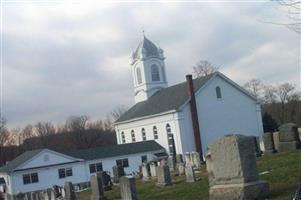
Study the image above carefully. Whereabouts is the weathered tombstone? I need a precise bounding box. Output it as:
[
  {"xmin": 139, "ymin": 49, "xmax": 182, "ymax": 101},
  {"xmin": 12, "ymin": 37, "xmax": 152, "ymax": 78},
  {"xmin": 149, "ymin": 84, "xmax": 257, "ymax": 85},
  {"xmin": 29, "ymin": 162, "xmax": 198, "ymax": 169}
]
[
  {"xmin": 156, "ymin": 165, "xmax": 172, "ymax": 186},
  {"xmin": 112, "ymin": 165, "xmax": 125, "ymax": 183},
  {"xmin": 278, "ymin": 123, "xmax": 301, "ymax": 152},
  {"xmin": 185, "ymin": 152, "xmax": 192, "ymax": 166},
  {"xmin": 141, "ymin": 163, "xmax": 150, "ymax": 181},
  {"xmin": 168, "ymin": 156, "xmax": 176, "ymax": 171},
  {"xmin": 190, "ymin": 151, "xmax": 201, "ymax": 168},
  {"xmin": 208, "ymin": 134, "xmax": 269, "ymax": 200},
  {"xmin": 50, "ymin": 189, "xmax": 56, "ymax": 200},
  {"xmin": 205, "ymin": 151, "xmax": 214, "ymax": 186},
  {"xmin": 176, "ymin": 154, "xmax": 183, "ymax": 164},
  {"xmin": 149, "ymin": 162, "xmax": 157, "ymax": 178},
  {"xmin": 273, "ymin": 131, "xmax": 280, "ymax": 151},
  {"xmin": 64, "ymin": 181, "xmax": 77, "ymax": 200},
  {"xmin": 119, "ymin": 176, "xmax": 137, "ymax": 200},
  {"xmin": 178, "ymin": 162, "xmax": 185, "ymax": 176},
  {"xmin": 185, "ymin": 165, "xmax": 196, "ymax": 182},
  {"xmin": 264, "ymin": 132, "xmax": 276, "ymax": 154},
  {"xmin": 90, "ymin": 174, "xmax": 105, "ymax": 200},
  {"xmin": 30, "ymin": 192, "xmax": 36, "ymax": 200}
]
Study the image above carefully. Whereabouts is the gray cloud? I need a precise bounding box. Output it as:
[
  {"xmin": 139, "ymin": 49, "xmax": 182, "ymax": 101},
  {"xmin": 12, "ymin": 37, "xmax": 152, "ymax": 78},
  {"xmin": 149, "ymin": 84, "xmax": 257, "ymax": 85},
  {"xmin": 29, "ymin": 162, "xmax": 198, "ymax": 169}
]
[{"xmin": 2, "ymin": 2, "xmax": 300, "ymax": 128}]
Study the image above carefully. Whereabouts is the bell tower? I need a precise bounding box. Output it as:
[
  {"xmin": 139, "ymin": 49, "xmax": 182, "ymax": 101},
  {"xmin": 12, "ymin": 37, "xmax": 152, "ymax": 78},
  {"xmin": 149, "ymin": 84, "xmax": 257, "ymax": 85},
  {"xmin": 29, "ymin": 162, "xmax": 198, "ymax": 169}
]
[{"xmin": 131, "ymin": 36, "xmax": 168, "ymax": 104}]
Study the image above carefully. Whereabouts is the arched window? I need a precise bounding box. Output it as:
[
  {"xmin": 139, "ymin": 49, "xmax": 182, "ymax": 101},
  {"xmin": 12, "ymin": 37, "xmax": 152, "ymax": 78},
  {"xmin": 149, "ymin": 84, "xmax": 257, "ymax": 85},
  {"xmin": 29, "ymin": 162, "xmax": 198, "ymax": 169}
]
[
  {"xmin": 121, "ymin": 132, "xmax": 126, "ymax": 144},
  {"xmin": 151, "ymin": 64, "xmax": 160, "ymax": 81},
  {"xmin": 141, "ymin": 128, "xmax": 146, "ymax": 141},
  {"xmin": 136, "ymin": 68, "xmax": 142, "ymax": 84},
  {"xmin": 131, "ymin": 130, "xmax": 136, "ymax": 142},
  {"xmin": 153, "ymin": 126, "xmax": 158, "ymax": 139},
  {"xmin": 166, "ymin": 124, "xmax": 175, "ymax": 155},
  {"xmin": 216, "ymin": 86, "xmax": 222, "ymax": 99}
]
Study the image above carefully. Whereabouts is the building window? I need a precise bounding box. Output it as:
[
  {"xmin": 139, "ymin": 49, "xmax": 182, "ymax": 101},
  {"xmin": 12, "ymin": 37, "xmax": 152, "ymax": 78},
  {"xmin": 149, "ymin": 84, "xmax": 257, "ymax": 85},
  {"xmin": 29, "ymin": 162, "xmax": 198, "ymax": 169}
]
[
  {"xmin": 121, "ymin": 131, "xmax": 126, "ymax": 144},
  {"xmin": 58, "ymin": 168, "xmax": 73, "ymax": 179},
  {"xmin": 151, "ymin": 64, "xmax": 160, "ymax": 81},
  {"xmin": 89, "ymin": 162, "xmax": 103, "ymax": 174},
  {"xmin": 131, "ymin": 130, "xmax": 136, "ymax": 142},
  {"xmin": 141, "ymin": 155, "xmax": 147, "ymax": 163},
  {"xmin": 141, "ymin": 128, "xmax": 146, "ymax": 141},
  {"xmin": 23, "ymin": 173, "xmax": 39, "ymax": 185},
  {"xmin": 153, "ymin": 126, "xmax": 158, "ymax": 139},
  {"xmin": 216, "ymin": 86, "xmax": 222, "ymax": 99},
  {"xmin": 116, "ymin": 158, "xmax": 129, "ymax": 168},
  {"xmin": 136, "ymin": 68, "xmax": 142, "ymax": 84},
  {"xmin": 166, "ymin": 124, "xmax": 171, "ymax": 134}
]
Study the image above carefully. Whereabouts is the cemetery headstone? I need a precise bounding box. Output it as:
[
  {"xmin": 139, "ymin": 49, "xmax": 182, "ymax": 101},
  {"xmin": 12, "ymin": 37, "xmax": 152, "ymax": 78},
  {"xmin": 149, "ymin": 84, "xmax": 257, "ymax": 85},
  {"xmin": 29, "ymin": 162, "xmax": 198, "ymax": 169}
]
[
  {"xmin": 119, "ymin": 176, "xmax": 137, "ymax": 200},
  {"xmin": 190, "ymin": 151, "xmax": 201, "ymax": 168},
  {"xmin": 263, "ymin": 132, "xmax": 276, "ymax": 154},
  {"xmin": 90, "ymin": 174, "xmax": 105, "ymax": 200},
  {"xmin": 208, "ymin": 134, "xmax": 269, "ymax": 200},
  {"xmin": 185, "ymin": 152, "xmax": 192, "ymax": 166},
  {"xmin": 156, "ymin": 165, "xmax": 172, "ymax": 186},
  {"xmin": 112, "ymin": 165, "xmax": 125, "ymax": 183},
  {"xmin": 64, "ymin": 181, "xmax": 77, "ymax": 200},
  {"xmin": 149, "ymin": 162, "xmax": 157, "ymax": 178},
  {"xmin": 278, "ymin": 123, "xmax": 301, "ymax": 152},
  {"xmin": 185, "ymin": 165, "xmax": 196, "ymax": 183},
  {"xmin": 142, "ymin": 163, "xmax": 151, "ymax": 181},
  {"xmin": 97, "ymin": 171, "xmax": 112, "ymax": 191},
  {"xmin": 273, "ymin": 131, "xmax": 280, "ymax": 151},
  {"xmin": 178, "ymin": 163, "xmax": 185, "ymax": 176}
]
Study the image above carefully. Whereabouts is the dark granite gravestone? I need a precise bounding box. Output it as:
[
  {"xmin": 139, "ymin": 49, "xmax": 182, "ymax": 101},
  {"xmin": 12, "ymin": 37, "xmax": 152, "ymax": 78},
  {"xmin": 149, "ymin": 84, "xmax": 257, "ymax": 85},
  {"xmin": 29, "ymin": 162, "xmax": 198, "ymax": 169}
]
[
  {"xmin": 208, "ymin": 134, "xmax": 269, "ymax": 200},
  {"xmin": 90, "ymin": 174, "xmax": 105, "ymax": 200},
  {"xmin": 157, "ymin": 165, "xmax": 172, "ymax": 186},
  {"xmin": 278, "ymin": 123, "xmax": 301, "ymax": 152},
  {"xmin": 119, "ymin": 176, "xmax": 137, "ymax": 200}
]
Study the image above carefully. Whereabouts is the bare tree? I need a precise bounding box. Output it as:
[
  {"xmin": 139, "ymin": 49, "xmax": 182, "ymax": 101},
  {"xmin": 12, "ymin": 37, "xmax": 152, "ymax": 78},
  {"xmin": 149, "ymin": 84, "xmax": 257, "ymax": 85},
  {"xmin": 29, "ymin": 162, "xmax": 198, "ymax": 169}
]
[
  {"xmin": 243, "ymin": 79, "xmax": 263, "ymax": 99},
  {"xmin": 110, "ymin": 105, "xmax": 128, "ymax": 121},
  {"xmin": 35, "ymin": 122, "xmax": 56, "ymax": 147},
  {"xmin": 193, "ymin": 60, "xmax": 219, "ymax": 77},
  {"xmin": 263, "ymin": 85, "xmax": 278, "ymax": 104},
  {"xmin": 275, "ymin": 83, "xmax": 300, "ymax": 123}
]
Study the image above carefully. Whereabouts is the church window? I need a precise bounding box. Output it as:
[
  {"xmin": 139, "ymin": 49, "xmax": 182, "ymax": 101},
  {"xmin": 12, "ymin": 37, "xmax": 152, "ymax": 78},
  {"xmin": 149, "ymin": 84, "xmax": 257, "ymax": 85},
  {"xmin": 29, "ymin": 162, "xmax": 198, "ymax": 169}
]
[
  {"xmin": 136, "ymin": 68, "xmax": 142, "ymax": 84},
  {"xmin": 153, "ymin": 126, "xmax": 158, "ymax": 139},
  {"xmin": 216, "ymin": 86, "xmax": 222, "ymax": 99},
  {"xmin": 131, "ymin": 130, "xmax": 136, "ymax": 142},
  {"xmin": 151, "ymin": 64, "xmax": 160, "ymax": 81},
  {"xmin": 121, "ymin": 132, "xmax": 126, "ymax": 144},
  {"xmin": 142, "ymin": 128, "xmax": 147, "ymax": 141},
  {"xmin": 166, "ymin": 124, "xmax": 176, "ymax": 155}
]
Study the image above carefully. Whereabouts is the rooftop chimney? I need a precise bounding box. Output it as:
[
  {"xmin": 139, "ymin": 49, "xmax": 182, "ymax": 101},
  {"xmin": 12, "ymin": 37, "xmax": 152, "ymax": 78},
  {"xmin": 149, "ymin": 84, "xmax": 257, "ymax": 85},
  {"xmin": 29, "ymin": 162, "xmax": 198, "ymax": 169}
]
[{"xmin": 186, "ymin": 74, "xmax": 203, "ymax": 161}]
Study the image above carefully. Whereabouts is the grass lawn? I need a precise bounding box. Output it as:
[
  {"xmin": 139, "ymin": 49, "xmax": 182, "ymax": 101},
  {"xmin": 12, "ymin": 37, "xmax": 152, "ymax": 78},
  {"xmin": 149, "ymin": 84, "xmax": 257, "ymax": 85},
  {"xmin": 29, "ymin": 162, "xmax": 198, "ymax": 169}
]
[{"xmin": 77, "ymin": 150, "xmax": 301, "ymax": 200}]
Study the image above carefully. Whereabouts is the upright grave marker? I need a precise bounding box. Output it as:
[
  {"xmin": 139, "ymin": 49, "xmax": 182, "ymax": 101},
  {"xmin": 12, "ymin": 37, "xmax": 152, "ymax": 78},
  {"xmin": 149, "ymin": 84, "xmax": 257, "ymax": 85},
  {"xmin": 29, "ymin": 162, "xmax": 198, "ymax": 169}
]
[
  {"xmin": 90, "ymin": 173, "xmax": 105, "ymax": 200},
  {"xmin": 112, "ymin": 165, "xmax": 125, "ymax": 183},
  {"xmin": 263, "ymin": 132, "xmax": 276, "ymax": 154},
  {"xmin": 278, "ymin": 123, "xmax": 301, "ymax": 152},
  {"xmin": 64, "ymin": 182, "xmax": 77, "ymax": 200},
  {"xmin": 157, "ymin": 165, "xmax": 172, "ymax": 186},
  {"xmin": 207, "ymin": 135, "xmax": 269, "ymax": 200},
  {"xmin": 119, "ymin": 176, "xmax": 137, "ymax": 200}
]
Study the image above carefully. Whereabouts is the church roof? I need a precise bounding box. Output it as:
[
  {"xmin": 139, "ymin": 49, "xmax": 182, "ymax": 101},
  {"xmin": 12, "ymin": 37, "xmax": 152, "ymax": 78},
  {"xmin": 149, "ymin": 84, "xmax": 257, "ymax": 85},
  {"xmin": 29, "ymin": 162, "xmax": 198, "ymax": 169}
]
[
  {"xmin": 115, "ymin": 73, "xmax": 215, "ymax": 123},
  {"xmin": 132, "ymin": 36, "xmax": 161, "ymax": 60}
]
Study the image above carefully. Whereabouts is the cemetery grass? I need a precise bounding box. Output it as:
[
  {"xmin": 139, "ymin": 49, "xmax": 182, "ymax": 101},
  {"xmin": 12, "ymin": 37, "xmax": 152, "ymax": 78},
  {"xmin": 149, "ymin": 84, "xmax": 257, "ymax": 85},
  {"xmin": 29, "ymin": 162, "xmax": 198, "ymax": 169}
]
[{"xmin": 77, "ymin": 150, "xmax": 301, "ymax": 199}]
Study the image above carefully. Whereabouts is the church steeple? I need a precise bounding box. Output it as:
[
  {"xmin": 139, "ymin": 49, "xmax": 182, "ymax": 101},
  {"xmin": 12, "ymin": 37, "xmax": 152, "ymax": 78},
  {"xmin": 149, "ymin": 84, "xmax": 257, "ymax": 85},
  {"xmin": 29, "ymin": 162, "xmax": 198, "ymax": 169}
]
[{"xmin": 131, "ymin": 36, "xmax": 168, "ymax": 104}]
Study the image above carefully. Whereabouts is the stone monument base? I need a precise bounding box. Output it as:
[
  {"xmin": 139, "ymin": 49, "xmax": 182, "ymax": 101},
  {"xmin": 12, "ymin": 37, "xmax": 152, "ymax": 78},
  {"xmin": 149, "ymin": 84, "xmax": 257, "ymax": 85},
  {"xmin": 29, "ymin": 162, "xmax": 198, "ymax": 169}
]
[
  {"xmin": 264, "ymin": 149, "xmax": 276, "ymax": 155},
  {"xmin": 278, "ymin": 141, "xmax": 301, "ymax": 152},
  {"xmin": 209, "ymin": 181, "xmax": 269, "ymax": 200}
]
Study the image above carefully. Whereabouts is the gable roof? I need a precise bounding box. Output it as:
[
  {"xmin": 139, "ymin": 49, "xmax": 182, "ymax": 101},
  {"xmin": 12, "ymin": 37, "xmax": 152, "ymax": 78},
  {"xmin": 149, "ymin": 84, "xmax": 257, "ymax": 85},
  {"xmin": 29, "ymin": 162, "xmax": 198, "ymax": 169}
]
[
  {"xmin": 0, "ymin": 141, "xmax": 165, "ymax": 173},
  {"xmin": 0, "ymin": 149, "xmax": 43, "ymax": 173},
  {"xmin": 64, "ymin": 140, "xmax": 165, "ymax": 160},
  {"xmin": 115, "ymin": 73, "xmax": 215, "ymax": 124}
]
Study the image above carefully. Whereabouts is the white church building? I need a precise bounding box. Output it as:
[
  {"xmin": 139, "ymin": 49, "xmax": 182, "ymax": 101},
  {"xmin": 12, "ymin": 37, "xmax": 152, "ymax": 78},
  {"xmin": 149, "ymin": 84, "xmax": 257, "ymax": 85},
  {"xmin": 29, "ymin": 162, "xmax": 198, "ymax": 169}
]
[{"xmin": 114, "ymin": 36, "xmax": 264, "ymax": 159}]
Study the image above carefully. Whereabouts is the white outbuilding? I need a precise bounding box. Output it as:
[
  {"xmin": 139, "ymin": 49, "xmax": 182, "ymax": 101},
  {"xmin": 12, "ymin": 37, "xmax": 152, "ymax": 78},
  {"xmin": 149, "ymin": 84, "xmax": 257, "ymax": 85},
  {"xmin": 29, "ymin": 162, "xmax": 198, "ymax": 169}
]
[{"xmin": 114, "ymin": 36, "xmax": 264, "ymax": 160}]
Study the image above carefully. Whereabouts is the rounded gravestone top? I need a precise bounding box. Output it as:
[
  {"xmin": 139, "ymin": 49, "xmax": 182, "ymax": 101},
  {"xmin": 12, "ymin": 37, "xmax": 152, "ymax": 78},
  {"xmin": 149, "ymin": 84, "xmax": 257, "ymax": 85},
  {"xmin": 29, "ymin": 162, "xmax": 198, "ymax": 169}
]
[{"xmin": 279, "ymin": 123, "xmax": 299, "ymax": 142}]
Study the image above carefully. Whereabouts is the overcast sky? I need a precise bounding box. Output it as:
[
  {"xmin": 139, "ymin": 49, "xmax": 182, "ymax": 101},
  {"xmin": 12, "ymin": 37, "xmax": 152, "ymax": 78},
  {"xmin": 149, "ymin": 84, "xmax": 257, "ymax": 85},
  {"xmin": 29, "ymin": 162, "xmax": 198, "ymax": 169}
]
[{"xmin": 1, "ymin": 1, "xmax": 300, "ymax": 128}]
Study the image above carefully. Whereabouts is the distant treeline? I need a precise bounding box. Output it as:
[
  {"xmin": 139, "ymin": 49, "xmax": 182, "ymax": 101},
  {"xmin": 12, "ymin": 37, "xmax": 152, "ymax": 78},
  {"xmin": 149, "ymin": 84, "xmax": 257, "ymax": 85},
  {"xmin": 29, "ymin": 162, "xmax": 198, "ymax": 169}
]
[{"xmin": 0, "ymin": 115, "xmax": 119, "ymax": 166}]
